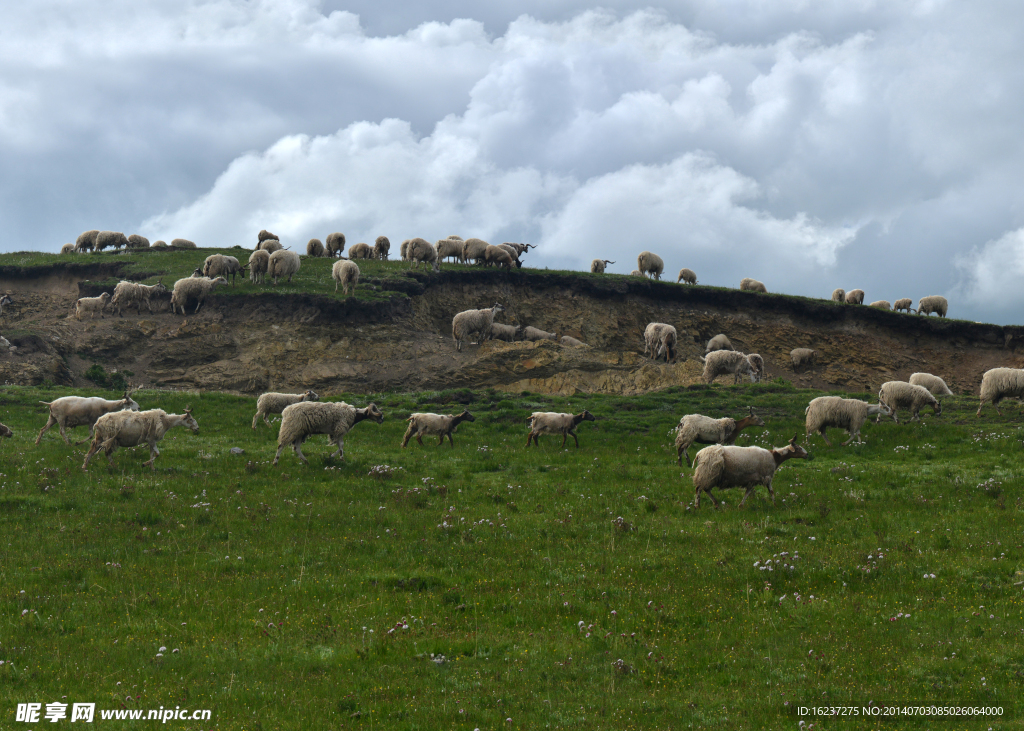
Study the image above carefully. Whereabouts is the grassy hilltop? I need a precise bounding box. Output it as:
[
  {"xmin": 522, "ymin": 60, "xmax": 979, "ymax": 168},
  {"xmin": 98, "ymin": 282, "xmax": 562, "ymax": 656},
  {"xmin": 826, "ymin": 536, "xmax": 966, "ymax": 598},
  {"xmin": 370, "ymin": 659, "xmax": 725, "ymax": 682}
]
[{"xmin": 0, "ymin": 382, "xmax": 1021, "ymax": 729}]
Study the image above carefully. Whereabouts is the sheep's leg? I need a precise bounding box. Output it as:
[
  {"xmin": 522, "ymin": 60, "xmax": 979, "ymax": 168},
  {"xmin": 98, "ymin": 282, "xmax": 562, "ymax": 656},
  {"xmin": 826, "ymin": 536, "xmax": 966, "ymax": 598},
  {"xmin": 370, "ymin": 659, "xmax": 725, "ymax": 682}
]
[
  {"xmin": 415, "ymin": 435, "xmax": 424, "ymax": 446},
  {"xmin": 263, "ymin": 413, "xmax": 273, "ymax": 428},
  {"xmin": 818, "ymin": 428, "xmax": 832, "ymax": 447},
  {"xmin": 292, "ymin": 441, "xmax": 309, "ymax": 464},
  {"xmin": 401, "ymin": 425, "xmax": 414, "ymax": 448},
  {"xmin": 57, "ymin": 423, "xmax": 72, "ymax": 446},
  {"xmin": 840, "ymin": 430, "xmax": 859, "ymax": 447},
  {"xmin": 329, "ymin": 437, "xmax": 345, "ymax": 461},
  {"xmin": 194, "ymin": 300, "xmax": 203, "ymax": 314},
  {"xmin": 251, "ymin": 411, "xmax": 261, "ymax": 430},
  {"xmin": 143, "ymin": 443, "xmax": 160, "ymax": 470},
  {"xmin": 81, "ymin": 439, "xmax": 102, "ymax": 470},
  {"xmin": 561, "ymin": 433, "xmax": 568, "ymax": 448},
  {"xmin": 976, "ymin": 399, "xmax": 986, "ymax": 417},
  {"xmin": 272, "ymin": 443, "xmax": 286, "ymax": 465},
  {"xmin": 36, "ymin": 416, "xmax": 58, "ymax": 445},
  {"xmin": 738, "ymin": 487, "xmax": 754, "ymax": 507},
  {"xmin": 570, "ymin": 430, "xmax": 580, "ymax": 448},
  {"xmin": 446, "ymin": 433, "xmax": 454, "ymax": 447}
]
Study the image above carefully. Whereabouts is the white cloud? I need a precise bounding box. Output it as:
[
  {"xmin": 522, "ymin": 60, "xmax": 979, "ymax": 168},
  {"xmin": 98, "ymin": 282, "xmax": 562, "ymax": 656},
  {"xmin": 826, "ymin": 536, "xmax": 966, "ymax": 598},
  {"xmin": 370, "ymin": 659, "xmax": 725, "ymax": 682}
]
[{"xmin": 953, "ymin": 228, "xmax": 1024, "ymax": 320}]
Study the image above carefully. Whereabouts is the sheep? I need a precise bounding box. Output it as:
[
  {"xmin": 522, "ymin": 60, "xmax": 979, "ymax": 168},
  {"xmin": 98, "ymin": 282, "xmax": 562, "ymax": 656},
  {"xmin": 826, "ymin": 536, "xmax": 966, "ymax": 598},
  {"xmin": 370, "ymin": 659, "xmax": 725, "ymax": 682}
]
[
  {"xmin": 700, "ymin": 350, "xmax": 763, "ymax": 384},
  {"xmin": 869, "ymin": 300, "xmax": 891, "ymax": 310},
  {"xmin": 374, "ymin": 236, "xmax": 391, "ymax": 260},
  {"xmin": 692, "ymin": 436, "xmax": 809, "ymax": 507},
  {"xmin": 804, "ymin": 396, "xmax": 891, "ymax": 446},
  {"xmin": 170, "ymin": 276, "xmax": 227, "ymax": 315},
  {"xmin": 348, "ymin": 242, "xmax": 374, "ymax": 260},
  {"xmin": 109, "ymin": 281, "xmax": 168, "ymax": 316},
  {"xmin": 75, "ymin": 292, "xmax": 111, "ymax": 320},
  {"xmin": 877, "ymin": 381, "xmax": 941, "ymax": 423},
  {"xmin": 94, "ymin": 231, "xmax": 128, "ymax": 251},
  {"xmin": 0, "ymin": 293, "xmax": 11, "ymax": 317},
  {"xmin": 406, "ymin": 238, "xmax": 439, "ymax": 271},
  {"xmin": 591, "ymin": 259, "xmax": 614, "ymax": 274},
  {"xmin": 488, "ymin": 322, "xmax": 521, "ymax": 342},
  {"xmin": 82, "ymin": 407, "xmax": 198, "ymax": 470},
  {"xmin": 677, "ymin": 268, "xmax": 697, "ymax": 284},
  {"xmin": 790, "ymin": 348, "xmax": 818, "ymax": 373},
  {"xmin": 976, "ymin": 367, "xmax": 1024, "ymax": 416},
  {"xmin": 325, "ymin": 232, "xmax": 346, "ymax": 257},
  {"xmin": 36, "ymin": 391, "xmax": 140, "ymax": 445},
  {"xmin": 402, "ymin": 409, "xmax": 475, "ymax": 447},
  {"xmin": 909, "ymin": 372, "xmax": 954, "ymax": 397},
  {"xmin": 917, "ymin": 295, "xmax": 948, "ymax": 317},
  {"xmin": 273, "ymin": 401, "xmax": 384, "ymax": 465},
  {"xmin": 831, "ymin": 288, "xmax": 845, "ymax": 302},
  {"xmin": 452, "ymin": 304, "xmax": 505, "ymax": 351},
  {"xmin": 151, "ymin": 240, "xmax": 167, "ymax": 248},
  {"xmin": 248, "ymin": 250, "xmax": 270, "ymax": 284},
  {"xmin": 400, "ymin": 239, "xmax": 410, "ymax": 261},
  {"xmin": 259, "ymin": 239, "xmax": 283, "ymax": 254},
  {"xmin": 258, "ymin": 230, "xmax": 279, "ymax": 244},
  {"xmin": 0, "ymin": 335, "xmax": 14, "ymax": 353},
  {"xmin": 75, "ymin": 230, "xmax": 99, "ymax": 253},
  {"xmin": 268, "ymin": 249, "xmax": 301, "ymax": 285},
  {"xmin": 170, "ymin": 238, "xmax": 196, "ymax": 249},
  {"xmin": 496, "ymin": 244, "xmax": 523, "ymax": 267},
  {"xmin": 674, "ymin": 406, "xmax": 765, "ymax": 467},
  {"xmin": 844, "ymin": 289, "xmax": 864, "ymax": 304},
  {"xmin": 332, "ymin": 260, "xmax": 359, "ymax": 295},
  {"xmin": 560, "ymin": 335, "xmax": 585, "ymax": 347},
  {"xmin": 483, "ymin": 244, "xmax": 515, "ymax": 269},
  {"xmin": 740, "ymin": 278, "xmax": 767, "ymax": 293},
  {"xmin": 893, "ymin": 298, "xmax": 914, "ymax": 313},
  {"xmin": 643, "ymin": 322, "xmax": 677, "ymax": 363},
  {"xmin": 462, "ymin": 238, "xmax": 490, "ymax": 265},
  {"xmin": 60, "ymin": 243, "xmax": 75, "ymax": 255},
  {"xmin": 190, "ymin": 268, "xmax": 204, "ymax": 278},
  {"xmin": 203, "ymin": 255, "xmax": 246, "ymax": 284},
  {"xmin": 705, "ymin": 334, "xmax": 732, "ymax": 354},
  {"xmin": 0, "ymin": 422, "xmax": 11, "ymax": 439},
  {"xmin": 629, "ymin": 270, "xmax": 643, "ymax": 276},
  {"xmin": 637, "ymin": 251, "xmax": 664, "ymax": 280},
  {"xmin": 251, "ymin": 390, "xmax": 320, "ymax": 429},
  {"xmin": 436, "ymin": 237, "xmax": 465, "ymax": 263},
  {"xmin": 526, "ymin": 410, "xmax": 596, "ymax": 448},
  {"xmin": 306, "ymin": 238, "xmax": 325, "ymax": 257},
  {"xmin": 523, "ymin": 326, "xmax": 557, "ymax": 341},
  {"xmin": 127, "ymin": 234, "xmax": 149, "ymax": 249}
]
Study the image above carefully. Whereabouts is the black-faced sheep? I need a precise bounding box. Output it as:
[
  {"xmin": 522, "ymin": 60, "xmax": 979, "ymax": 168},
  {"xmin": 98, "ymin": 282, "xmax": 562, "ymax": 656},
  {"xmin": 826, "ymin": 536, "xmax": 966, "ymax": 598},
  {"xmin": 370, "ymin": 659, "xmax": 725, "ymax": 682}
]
[
  {"xmin": 402, "ymin": 410, "xmax": 475, "ymax": 447},
  {"xmin": 591, "ymin": 259, "xmax": 614, "ymax": 274},
  {"xmin": 36, "ymin": 391, "xmax": 140, "ymax": 445},
  {"xmin": 844, "ymin": 289, "xmax": 864, "ymax": 304},
  {"xmin": 701, "ymin": 350, "xmax": 762, "ymax": 384},
  {"xmin": 917, "ymin": 295, "xmax": 948, "ymax": 317},
  {"xmin": 252, "ymin": 390, "xmax": 320, "ymax": 429},
  {"xmin": 877, "ymin": 381, "xmax": 941, "ymax": 423},
  {"xmin": 740, "ymin": 278, "xmax": 767, "ymax": 293},
  {"xmin": 677, "ymin": 268, "xmax": 697, "ymax": 284},
  {"xmin": 526, "ymin": 410, "xmax": 596, "ymax": 448},
  {"xmin": 637, "ymin": 251, "xmax": 664, "ymax": 280},
  {"xmin": 268, "ymin": 249, "xmax": 301, "ymax": 285},
  {"xmin": 908, "ymin": 373, "xmax": 954, "ymax": 397},
  {"xmin": 976, "ymin": 367, "xmax": 1024, "ymax": 416},
  {"xmin": 805, "ymin": 396, "xmax": 891, "ymax": 446},
  {"xmin": 790, "ymin": 348, "xmax": 818, "ymax": 373},
  {"xmin": 325, "ymin": 232, "xmax": 346, "ymax": 257},
  {"xmin": 675, "ymin": 407, "xmax": 765, "ymax": 467},
  {"xmin": 273, "ymin": 401, "xmax": 383, "ymax": 465},
  {"xmin": 692, "ymin": 436, "xmax": 809, "ymax": 507},
  {"xmin": 170, "ymin": 276, "xmax": 227, "ymax": 315},
  {"xmin": 332, "ymin": 260, "xmax": 359, "ymax": 295},
  {"xmin": 374, "ymin": 236, "xmax": 391, "ymax": 260},
  {"xmin": 82, "ymin": 408, "xmax": 199, "ymax": 471},
  {"xmin": 452, "ymin": 304, "xmax": 505, "ymax": 351}
]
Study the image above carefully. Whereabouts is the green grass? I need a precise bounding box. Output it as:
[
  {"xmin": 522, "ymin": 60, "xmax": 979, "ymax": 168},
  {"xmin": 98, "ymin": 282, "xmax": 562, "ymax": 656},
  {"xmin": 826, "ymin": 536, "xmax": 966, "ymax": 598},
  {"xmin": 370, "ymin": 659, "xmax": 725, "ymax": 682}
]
[{"xmin": 0, "ymin": 383, "xmax": 1021, "ymax": 729}]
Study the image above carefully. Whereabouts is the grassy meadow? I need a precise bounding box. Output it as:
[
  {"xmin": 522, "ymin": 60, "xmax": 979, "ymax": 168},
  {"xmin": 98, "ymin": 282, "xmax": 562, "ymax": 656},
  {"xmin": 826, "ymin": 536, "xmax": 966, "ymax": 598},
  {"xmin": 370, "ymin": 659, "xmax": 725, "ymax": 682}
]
[{"xmin": 0, "ymin": 382, "xmax": 1021, "ymax": 729}]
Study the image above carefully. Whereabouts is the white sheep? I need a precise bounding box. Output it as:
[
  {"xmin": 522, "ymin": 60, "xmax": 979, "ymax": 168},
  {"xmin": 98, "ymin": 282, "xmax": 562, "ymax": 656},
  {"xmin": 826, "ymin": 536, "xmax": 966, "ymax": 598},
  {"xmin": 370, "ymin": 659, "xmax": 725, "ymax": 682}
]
[
  {"xmin": 526, "ymin": 410, "xmax": 596, "ymax": 448},
  {"xmin": 908, "ymin": 372, "xmax": 954, "ymax": 397},
  {"xmin": 692, "ymin": 436, "xmax": 809, "ymax": 507},
  {"xmin": 877, "ymin": 381, "xmax": 941, "ymax": 423},
  {"xmin": 637, "ymin": 251, "xmax": 664, "ymax": 280},
  {"xmin": 845, "ymin": 289, "xmax": 865, "ymax": 304},
  {"xmin": 259, "ymin": 239, "xmax": 284, "ymax": 254},
  {"xmin": 831, "ymin": 288, "xmax": 845, "ymax": 302},
  {"xmin": 523, "ymin": 326, "xmax": 557, "ymax": 341},
  {"xmin": 790, "ymin": 348, "xmax": 818, "ymax": 373},
  {"xmin": 591, "ymin": 259, "xmax": 614, "ymax": 274},
  {"xmin": 325, "ymin": 232, "xmax": 346, "ymax": 257},
  {"xmin": 675, "ymin": 407, "xmax": 765, "ymax": 467},
  {"xmin": 109, "ymin": 281, "xmax": 168, "ymax": 316},
  {"xmin": 251, "ymin": 390, "xmax": 320, "ymax": 429},
  {"xmin": 75, "ymin": 230, "xmax": 99, "ymax": 252},
  {"xmin": 127, "ymin": 234, "xmax": 149, "ymax": 249},
  {"xmin": 677, "ymin": 268, "xmax": 697, "ymax": 284},
  {"xmin": 201, "ymin": 255, "xmax": 246, "ymax": 285},
  {"xmin": 151, "ymin": 240, "xmax": 167, "ymax": 248},
  {"xmin": 700, "ymin": 350, "xmax": 763, "ymax": 384},
  {"xmin": 483, "ymin": 244, "xmax": 515, "ymax": 269},
  {"xmin": 407, "ymin": 238, "xmax": 440, "ymax": 271},
  {"xmin": 374, "ymin": 235, "xmax": 391, "ymax": 260},
  {"xmin": 95, "ymin": 231, "xmax": 129, "ymax": 251},
  {"xmin": 171, "ymin": 238, "xmax": 197, "ymax": 249},
  {"xmin": 804, "ymin": 396, "xmax": 891, "ymax": 446},
  {"xmin": 36, "ymin": 391, "xmax": 140, "ymax": 445},
  {"xmin": 560, "ymin": 335, "xmax": 585, "ymax": 347},
  {"xmin": 82, "ymin": 408, "xmax": 199, "ymax": 471},
  {"xmin": 452, "ymin": 304, "xmax": 505, "ymax": 351},
  {"xmin": 249, "ymin": 249, "xmax": 270, "ymax": 284},
  {"xmin": 170, "ymin": 276, "xmax": 227, "ymax": 315},
  {"xmin": 706, "ymin": 334, "xmax": 732, "ymax": 354},
  {"xmin": 268, "ymin": 249, "xmax": 301, "ymax": 285},
  {"xmin": 629, "ymin": 269, "xmax": 643, "ymax": 276},
  {"xmin": 893, "ymin": 298, "xmax": 914, "ymax": 313},
  {"xmin": 740, "ymin": 278, "xmax": 767, "ymax": 293},
  {"xmin": 462, "ymin": 238, "xmax": 490, "ymax": 265},
  {"xmin": 917, "ymin": 295, "xmax": 948, "ymax": 317},
  {"xmin": 306, "ymin": 238, "xmax": 325, "ymax": 257},
  {"xmin": 348, "ymin": 243, "xmax": 374, "ymax": 260},
  {"xmin": 332, "ymin": 260, "xmax": 360, "ymax": 295},
  {"xmin": 436, "ymin": 238, "xmax": 465, "ymax": 263},
  {"xmin": 402, "ymin": 409, "xmax": 475, "ymax": 447},
  {"xmin": 75, "ymin": 292, "xmax": 111, "ymax": 320},
  {"xmin": 273, "ymin": 401, "xmax": 383, "ymax": 465},
  {"xmin": 496, "ymin": 244, "xmax": 523, "ymax": 267},
  {"xmin": 869, "ymin": 300, "xmax": 891, "ymax": 310},
  {"xmin": 60, "ymin": 243, "xmax": 75, "ymax": 255},
  {"xmin": 643, "ymin": 322, "xmax": 677, "ymax": 362},
  {"xmin": 0, "ymin": 334, "xmax": 14, "ymax": 353},
  {"xmin": 258, "ymin": 229, "xmax": 278, "ymax": 244},
  {"xmin": 976, "ymin": 367, "xmax": 1024, "ymax": 416},
  {"xmin": 488, "ymin": 322, "xmax": 520, "ymax": 342}
]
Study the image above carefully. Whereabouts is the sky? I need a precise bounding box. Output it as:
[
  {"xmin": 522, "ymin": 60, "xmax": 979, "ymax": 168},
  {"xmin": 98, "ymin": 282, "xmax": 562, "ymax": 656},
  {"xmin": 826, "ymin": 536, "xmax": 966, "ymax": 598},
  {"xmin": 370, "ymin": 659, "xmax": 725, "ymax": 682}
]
[{"xmin": 2, "ymin": 0, "xmax": 1023, "ymax": 323}]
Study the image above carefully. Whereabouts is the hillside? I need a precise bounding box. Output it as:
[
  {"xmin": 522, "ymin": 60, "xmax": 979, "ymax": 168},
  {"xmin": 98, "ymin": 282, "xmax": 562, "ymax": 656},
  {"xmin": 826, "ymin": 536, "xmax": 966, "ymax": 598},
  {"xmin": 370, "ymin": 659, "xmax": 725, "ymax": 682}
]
[{"xmin": 0, "ymin": 248, "xmax": 1018, "ymax": 396}]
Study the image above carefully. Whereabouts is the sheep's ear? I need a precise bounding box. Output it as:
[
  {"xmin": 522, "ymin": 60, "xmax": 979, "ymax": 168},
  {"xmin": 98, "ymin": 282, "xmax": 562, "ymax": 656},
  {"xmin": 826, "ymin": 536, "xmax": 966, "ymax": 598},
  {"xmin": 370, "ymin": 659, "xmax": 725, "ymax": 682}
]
[
  {"xmin": 748, "ymin": 406, "xmax": 754, "ymax": 416},
  {"xmin": 184, "ymin": 406, "xmax": 192, "ymax": 415},
  {"xmin": 790, "ymin": 434, "xmax": 798, "ymax": 445}
]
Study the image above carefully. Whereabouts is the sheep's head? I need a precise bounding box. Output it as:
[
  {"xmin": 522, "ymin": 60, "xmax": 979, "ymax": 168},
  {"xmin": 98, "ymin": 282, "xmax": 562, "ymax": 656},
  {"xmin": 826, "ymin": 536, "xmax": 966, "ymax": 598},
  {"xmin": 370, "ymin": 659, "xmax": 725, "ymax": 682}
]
[
  {"xmin": 191, "ymin": 268, "xmax": 203, "ymax": 278},
  {"xmin": 211, "ymin": 277, "xmax": 228, "ymax": 287},
  {"xmin": 99, "ymin": 292, "xmax": 112, "ymax": 302},
  {"xmin": 0, "ymin": 294, "xmax": 12, "ymax": 306},
  {"xmin": 457, "ymin": 410, "xmax": 475, "ymax": 422},
  {"xmin": 492, "ymin": 303, "xmax": 505, "ymax": 316},
  {"xmin": 123, "ymin": 392, "xmax": 141, "ymax": 412},
  {"xmin": 745, "ymin": 406, "xmax": 766, "ymax": 427},
  {"xmin": 362, "ymin": 403, "xmax": 384, "ymax": 424},
  {"xmin": 153, "ymin": 281, "xmax": 168, "ymax": 293},
  {"xmin": 775, "ymin": 435, "xmax": 810, "ymax": 463},
  {"xmin": 304, "ymin": 390, "xmax": 320, "ymax": 402},
  {"xmin": 0, "ymin": 423, "xmax": 12, "ymax": 438},
  {"xmin": 182, "ymin": 407, "xmax": 200, "ymax": 433},
  {"xmin": 579, "ymin": 410, "xmax": 596, "ymax": 422}
]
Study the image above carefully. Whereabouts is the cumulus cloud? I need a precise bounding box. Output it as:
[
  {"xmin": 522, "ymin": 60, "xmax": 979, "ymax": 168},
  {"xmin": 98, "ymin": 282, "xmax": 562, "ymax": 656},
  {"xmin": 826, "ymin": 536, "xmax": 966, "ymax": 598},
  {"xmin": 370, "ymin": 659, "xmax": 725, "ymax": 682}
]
[{"xmin": 953, "ymin": 228, "xmax": 1024, "ymax": 322}]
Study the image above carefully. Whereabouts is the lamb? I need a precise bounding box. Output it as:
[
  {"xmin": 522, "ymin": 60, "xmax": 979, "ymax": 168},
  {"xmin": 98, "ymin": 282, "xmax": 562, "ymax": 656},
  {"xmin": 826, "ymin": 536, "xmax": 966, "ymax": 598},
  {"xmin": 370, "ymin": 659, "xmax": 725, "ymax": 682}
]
[
  {"xmin": 268, "ymin": 249, "xmax": 301, "ymax": 285},
  {"xmin": 348, "ymin": 242, "xmax": 374, "ymax": 260},
  {"xmin": 170, "ymin": 276, "xmax": 228, "ymax": 315},
  {"xmin": 637, "ymin": 251, "xmax": 664, "ymax": 280},
  {"xmin": 674, "ymin": 406, "xmax": 765, "ymax": 467},
  {"xmin": 36, "ymin": 391, "xmax": 140, "ymax": 445},
  {"xmin": 909, "ymin": 372, "xmax": 954, "ymax": 397},
  {"xmin": 374, "ymin": 235, "xmax": 391, "ymax": 260},
  {"xmin": 706, "ymin": 334, "xmax": 732, "ymax": 354},
  {"xmin": 692, "ymin": 436, "xmax": 809, "ymax": 507},
  {"xmin": 259, "ymin": 239, "xmax": 283, "ymax": 254},
  {"xmin": 452, "ymin": 304, "xmax": 505, "ymax": 351},
  {"xmin": 677, "ymin": 268, "xmax": 697, "ymax": 284},
  {"xmin": 306, "ymin": 238, "xmax": 325, "ymax": 257},
  {"xmin": 251, "ymin": 389, "xmax": 320, "ymax": 429},
  {"xmin": 170, "ymin": 238, "xmax": 196, "ymax": 249},
  {"xmin": 488, "ymin": 322, "xmax": 521, "ymax": 342},
  {"xmin": 643, "ymin": 322, "xmax": 677, "ymax": 363},
  {"xmin": 523, "ymin": 326, "xmax": 557, "ymax": 341},
  {"xmin": 402, "ymin": 409, "xmax": 475, "ymax": 447},
  {"xmin": 258, "ymin": 230, "xmax": 279, "ymax": 244},
  {"xmin": 436, "ymin": 237, "xmax": 465, "ymax": 263},
  {"xmin": 526, "ymin": 410, "xmax": 596, "ymax": 448},
  {"xmin": 406, "ymin": 238, "xmax": 439, "ymax": 271},
  {"xmin": 591, "ymin": 259, "xmax": 614, "ymax": 274},
  {"xmin": 462, "ymin": 238, "xmax": 490, "ymax": 265},
  {"xmin": 560, "ymin": 335, "xmax": 585, "ymax": 347},
  {"xmin": 60, "ymin": 243, "xmax": 75, "ymax": 255},
  {"xmin": 917, "ymin": 295, "xmax": 948, "ymax": 317},
  {"xmin": 332, "ymin": 260, "xmax": 359, "ymax": 295},
  {"xmin": 844, "ymin": 289, "xmax": 864, "ymax": 304},
  {"xmin": 82, "ymin": 408, "xmax": 198, "ymax": 470},
  {"xmin": 483, "ymin": 244, "xmax": 515, "ymax": 269},
  {"xmin": 877, "ymin": 381, "xmax": 941, "ymax": 423},
  {"xmin": 248, "ymin": 249, "xmax": 270, "ymax": 284},
  {"xmin": 629, "ymin": 270, "xmax": 643, "ymax": 276},
  {"xmin": 325, "ymin": 232, "xmax": 346, "ymax": 257},
  {"xmin": 976, "ymin": 367, "xmax": 1024, "ymax": 416},
  {"xmin": 700, "ymin": 350, "xmax": 763, "ymax": 384},
  {"xmin": 804, "ymin": 396, "xmax": 891, "ymax": 446},
  {"xmin": 740, "ymin": 278, "xmax": 767, "ymax": 293},
  {"xmin": 893, "ymin": 298, "xmax": 914, "ymax": 313},
  {"xmin": 790, "ymin": 348, "xmax": 818, "ymax": 373},
  {"xmin": 75, "ymin": 292, "xmax": 111, "ymax": 320},
  {"xmin": 869, "ymin": 300, "xmax": 891, "ymax": 310},
  {"xmin": 109, "ymin": 281, "xmax": 169, "ymax": 316},
  {"xmin": 831, "ymin": 288, "xmax": 845, "ymax": 302},
  {"xmin": 127, "ymin": 234, "xmax": 150, "ymax": 249},
  {"xmin": 273, "ymin": 401, "xmax": 384, "ymax": 465}
]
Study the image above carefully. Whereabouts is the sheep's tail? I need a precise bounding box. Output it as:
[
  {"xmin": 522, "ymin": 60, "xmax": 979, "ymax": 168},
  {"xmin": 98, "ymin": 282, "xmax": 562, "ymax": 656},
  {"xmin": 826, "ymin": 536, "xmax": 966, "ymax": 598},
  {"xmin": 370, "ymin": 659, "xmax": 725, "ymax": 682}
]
[
  {"xmin": 39, "ymin": 401, "xmax": 53, "ymax": 407},
  {"xmin": 691, "ymin": 446, "xmax": 725, "ymax": 491},
  {"xmin": 698, "ymin": 355, "xmax": 706, "ymax": 363}
]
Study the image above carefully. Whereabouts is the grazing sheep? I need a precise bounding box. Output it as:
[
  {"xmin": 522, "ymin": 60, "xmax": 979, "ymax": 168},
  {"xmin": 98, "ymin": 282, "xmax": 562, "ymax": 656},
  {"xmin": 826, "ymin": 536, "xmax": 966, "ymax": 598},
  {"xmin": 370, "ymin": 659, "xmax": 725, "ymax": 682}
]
[
  {"xmin": 170, "ymin": 276, "xmax": 227, "ymax": 315},
  {"xmin": 400, "ymin": 239, "xmax": 410, "ymax": 261},
  {"xmin": 677, "ymin": 268, "xmax": 697, "ymax": 284},
  {"xmin": 127, "ymin": 234, "xmax": 149, "ymax": 249},
  {"xmin": 844, "ymin": 289, "xmax": 864, "ymax": 304},
  {"xmin": 523, "ymin": 326, "xmax": 557, "ymax": 341},
  {"xmin": 436, "ymin": 237, "xmax": 465, "ymax": 263},
  {"xmin": 348, "ymin": 242, "xmax": 373, "ymax": 260},
  {"xmin": 60, "ymin": 243, "xmax": 75, "ymax": 255},
  {"xmin": 325, "ymin": 232, "xmax": 346, "ymax": 257},
  {"xmin": 692, "ymin": 436, "xmax": 809, "ymax": 507},
  {"xmin": 374, "ymin": 236, "xmax": 391, "ymax": 260},
  {"xmin": 273, "ymin": 401, "xmax": 384, "ymax": 465},
  {"xmin": 526, "ymin": 410, "xmax": 596, "ymax": 448},
  {"xmin": 36, "ymin": 391, "xmax": 140, "ymax": 445},
  {"xmin": 917, "ymin": 295, "xmax": 948, "ymax": 317},
  {"xmin": 496, "ymin": 244, "xmax": 523, "ymax": 267},
  {"xmin": 406, "ymin": 238, "xmax": 439, "ymax": 271},
  {"xmin": 483, "ymin": 244, "xmax": 515, "ymax": 269},
  {"xmin": 700, "ymin": 350, "xmax": 763, "ymax": 384},
  {"xmin": 877, "ymin": 381, "xmax": 941, "ymax": 423},
  {"xmin": 402, "ymin": 410, "xmax": 475, "ymax": 447},
  {"xmin": 462, "ymin": 238, "xmax": 490, "ymax": 265},
  {"xmin": 82, "ymin": 408, "xmax": 199, "ymax": 471},
  {"xmin": 560, "ymin": 335, "xmax": 585, "ymax": 347},
  {"xmin": 740, "ymin": 278, "xmax": 767, "ymax": 293},
  {"xmin": 637, "ymin": 251, "xmax": 664, "ymax": 280},
  {"xmin": 75, "ymin": 230, "xmax": 99, "ymax": 252},
  {"xmin": 488, "ymin": 322, "xmax": 521, "ymax": 342},
  {"xmin": 258, "ymin": 230, "xmax": 279, "ymax": 244},
  {"xmin": 251, "ymin": 390, "xmax": 320, "ymax": 429},
  {"xmin": 706, "ymin": 334, "xmax": 733, "ymax": 354},
  {"xmin": 675, "ymin": 406, "xmax": 765, "ymax": 467},
  {"xmin": 109, "ymin": 281, "xmax": 168, "ymax": 316},
  {"xmin": 790, "ymin": 348, "xmax": 818, "ymax": 373},
  {"xmin": 869, "ymin": 300, "xmax": 891, "ymax": 310},
  {"xmin": 332, "ymin": 260, "xmax": 359, "ymax": 295},
  {"xmin": 805, "ymin": 396, "xmax": 891, "ymax": 446},
  {"xmin": 976, "ymin": 367, "xmax": 1024, "ymax": 416},
  {"xmin": 629, "ymin": 270, "xmax": 643, "ymax": 276},
  {"xmin": 447, "ymin": 235, "xmax": 464, "ymax": 242},
  {"xmin": 74, "ymin": 292, "xmax": 111, "ymax": 320},
  {"xmin": 893, "ymin": 298, "xmax": 914, "ymax": 313},
  {"xmin": 203, "ymin": 255, "xmax": 246, "ymax": 284},
  {"xmin": 268, "ymin": 249, "xmax": 301, "ymax": 285},
  {"xmin": 643, "ymin": 322, "xmax": 677, "ymax": 363},
  {"xmin": 259, "ymin": 239, "xmax": 283, "ymax": 254},
  {"xmin": 95, "ymin": 231, "xmax": 128, "ymax": 251},
  {"xmin": 591, "ymin": 259, "xmax": 614, "ymax": 274},
  {"xmin": 831, "ymin": 288, "xmax": 846, "ymax": 302},
  {"xmin": 248, "ymin": 249, "xmax": 270, "ymax": 284},
  {"xmin": 452, "ymin": 304, "xmax": 505, "ymax": 351},
  {"xmin": 151, "ymin": 240, "xmax": 167, "ymax": 248},
  {"xmin": 306, "ymin": 238, "xmax": 325, "ymax": 257},
  {"xmin": 170, "ymin": 238, "xmax": 196, "ymax": 249},
  {"xmin": 909, "ymin": 372, "xmax": 954, "ymax": 397}
]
